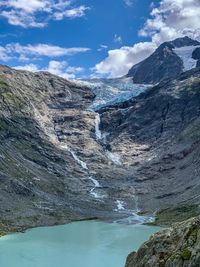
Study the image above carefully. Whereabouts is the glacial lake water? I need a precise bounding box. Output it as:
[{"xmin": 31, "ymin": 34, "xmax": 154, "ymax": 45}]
[{"xmin": 0, "ymin": 220, "xmax": 161, "ymax": 267}]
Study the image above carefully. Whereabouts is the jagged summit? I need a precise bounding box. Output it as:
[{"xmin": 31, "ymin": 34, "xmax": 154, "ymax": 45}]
[
  {"xmin": 127, "ymin": 36, "xmax": 200, "ymax": 84},
  {"xmin": 169, "ymin": 36, "xmax": 200, "ymax": 48}
]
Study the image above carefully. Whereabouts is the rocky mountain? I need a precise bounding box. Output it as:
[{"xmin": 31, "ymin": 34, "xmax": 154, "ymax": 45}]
[
  {"xmin": 0, "ymin": 65, "xmax": 152, "ymax": 235},
  {"xmin": 100, "ymin": 68, "xmax": 200, "ymax": 215},
  {"xmin": 125, "ymin": 216, "xmax": 200, "ymax": 267},
  {"xmin": 127, "ymin": 36, "xmax": 200, "ymax": 84},
  {"xmin": 0, "ymin": 56, "xmax": 200, "ymax": 235}
]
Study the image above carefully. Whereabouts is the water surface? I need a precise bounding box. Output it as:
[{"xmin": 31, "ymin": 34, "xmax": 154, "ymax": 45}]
[{"xmin": 0, "ymin": 220, "xmax": 161, "ymax": 267}]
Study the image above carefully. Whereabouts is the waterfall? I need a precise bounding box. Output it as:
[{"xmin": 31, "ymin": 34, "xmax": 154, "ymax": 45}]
[
  {"xmin": 60, "ymin": 144, "xmax": 88, "ymax": 170},
  {"xmin": 89, "ymin": 176, "xmax": 100, "ymax": 187},
  {"xmin": 95, "ymin": 113, "xmax": 102, "ymax": 140},
  {"xmin": 70, "ymin": 151, "xmax": 88, "ymax": 170},
  {"xmin": 94, "ymin": 113, "xmax": 122, "ymax": 165},
  {"xmin": 89, "ymin": 176, "xmax": 101, "ymax": 198},
  {"xmin": 114, "ymin": 200, "xmax": 125, "ymax": 211},
  {"xmin": 114, "ymin": 194, "xmax": 154, "ymax": 224}
]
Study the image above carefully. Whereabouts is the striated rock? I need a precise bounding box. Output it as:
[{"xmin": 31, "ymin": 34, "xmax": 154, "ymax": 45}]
[
  {"xmin": 0, "ymin": 65, "xmax": 144, "ymax": 234},
  {"xmin": 100, "ymin": 68, "xmax": 200, "ymax": 213},
  {"xmin": 125, "ymin": 216, "xmax": 200, "ymax": 267}
]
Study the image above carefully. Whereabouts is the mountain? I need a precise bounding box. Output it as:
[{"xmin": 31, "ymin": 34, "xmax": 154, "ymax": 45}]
[
  {"xmin": 127, "ymin": 36, "xmax": 200, "ymax": 84},
  {"xmin": 0, "ymin": 65, "xmax": 152, "ymax": 235},
  {"xmin": 100, "ymin": 67, "xmax": 200, "ymax": 214},
  {"xmin": 0, "ymin": 62, "xmax": 200, "ymax": 234}
]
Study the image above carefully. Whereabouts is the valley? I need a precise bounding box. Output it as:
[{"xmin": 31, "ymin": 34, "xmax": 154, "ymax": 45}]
[{"xmin": 0, "ymin": 36, "xmax": 200, "ymax": 267}]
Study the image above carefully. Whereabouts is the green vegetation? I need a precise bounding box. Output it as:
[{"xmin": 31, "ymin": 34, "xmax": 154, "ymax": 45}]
[
  {"xmin": 0, "ymin": 77, "xmax": 8, "ymax": 90},
  {"xmin": 1, "ymin": 92, "xmax": 23, "ymax": 108},
  {"xmin": 150, "ymin": 205, "xmax": 200, "ymax": 226},
  {"xmin": 180, "ymin": 249, "xmax": 192, "ymax": 260}
]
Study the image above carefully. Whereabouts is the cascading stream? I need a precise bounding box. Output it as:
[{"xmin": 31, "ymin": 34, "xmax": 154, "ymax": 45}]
[
  {"xmin": 60, "ymin": 114, "xmax": 153, "ymax": 223},
  {"xmin": 88, "ymin": 177, "xmax": 102, "ymax": 199},
  {"xmin": 60, "ymin": 143, "xmax": 102, "ymax": 199},
  {"xmin": 94, "ymin": 113, "xmax": 122, "ymax": 165},
  {"xmin": 95, "ymin": 113, "xmax": 102, "ymax": 140}
]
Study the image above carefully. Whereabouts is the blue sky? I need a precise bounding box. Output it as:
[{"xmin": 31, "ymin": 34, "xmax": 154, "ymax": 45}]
[{"xmin": 0, "ymin": 0, "xmax": 199, "ymax": 78}]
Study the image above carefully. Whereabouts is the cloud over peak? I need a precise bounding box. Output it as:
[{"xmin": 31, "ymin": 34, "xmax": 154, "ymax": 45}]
[
  {"xmin": 94, "ymin": 0, "xmax": 200, "ymax": 78},
  {"xmin": 139, "ymin": 0, "xmax": 200, "ymax": 44}
]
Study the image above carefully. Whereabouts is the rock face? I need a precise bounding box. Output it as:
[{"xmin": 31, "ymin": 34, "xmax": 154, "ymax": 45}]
[
  {"xmin": 0, "ymin": 65, "xmax": 149, "ymax": 234},
  {"xmin": 192, "ymin": 47, "xmax": 200, "ymax": 68},
  {"xmin": 100, "ymin": 68, "xmax": 200, "ymax": 213},
  {"xmin": 0, "ymin": 65, "xmax": 97, "ymax": 234},
  {"xmin": 125, "ymin": 216, "xmax": 200, "ymax": 267},
  {"xmin": 127, "ymin": 36, "xmax": 200, "ymax": 84}
]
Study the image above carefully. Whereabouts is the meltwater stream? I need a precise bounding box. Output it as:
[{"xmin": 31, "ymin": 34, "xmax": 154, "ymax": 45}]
[{"xmin": 0, "ymin": 221, "xmax": 161, "ymax": 267}]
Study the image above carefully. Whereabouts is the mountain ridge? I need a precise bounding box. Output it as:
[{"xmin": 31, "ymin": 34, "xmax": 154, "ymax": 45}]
[{"xmin": 127, "ymin": 36, "xmax": 200, "ymax": 84}]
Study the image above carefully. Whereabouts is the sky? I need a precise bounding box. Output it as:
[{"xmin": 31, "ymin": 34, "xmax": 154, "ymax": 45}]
[{"xmin": 0, "ymin": 0, "xmax": 200, "ymax": 79}]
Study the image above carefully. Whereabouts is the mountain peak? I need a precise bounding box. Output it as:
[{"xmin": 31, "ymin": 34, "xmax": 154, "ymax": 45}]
[
  {"xmin": 127, "ymin": 36, "xmax": 200, "ymax": 84},
  {"xmin": 169, "ymin": 36, "xmax": 200, "ymax": 48}
]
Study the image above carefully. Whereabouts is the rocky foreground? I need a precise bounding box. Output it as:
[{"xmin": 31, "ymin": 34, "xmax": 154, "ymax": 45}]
[{"xmin": 125, "ymin": 216, "xmax": 200, "ymax": 267}]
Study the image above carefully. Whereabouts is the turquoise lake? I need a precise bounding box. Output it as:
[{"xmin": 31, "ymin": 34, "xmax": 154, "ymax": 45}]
[{"xmin": 0, "ymin": 220, "xmax": 161, "ymax": 267}]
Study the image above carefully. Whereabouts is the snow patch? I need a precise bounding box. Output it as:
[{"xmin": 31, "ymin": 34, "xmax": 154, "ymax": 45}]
[{"xmin": 173, "ymin": 45, "xmax": 200, "ymax": 71}]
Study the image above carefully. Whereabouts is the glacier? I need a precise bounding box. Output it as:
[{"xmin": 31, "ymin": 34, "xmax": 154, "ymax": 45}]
[
  {"xmin": 75, "ymin": 77, "xmax": 151, "ymax": 111},
  {"xmin": 173, "ymin": 45, "xmax": 200, "ymax": 71}
]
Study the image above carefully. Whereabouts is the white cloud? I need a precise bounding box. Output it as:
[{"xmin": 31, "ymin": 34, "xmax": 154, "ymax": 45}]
[
  {"xmin": 0, "ymin": 46, "xmax": 11, "ymax": 61},
  {"xmin": 14, "ymin": 60, "xmax": 84, "ymax": 79},
  {"xmin": 94, "ymin": 42, "xmax": 156, "ymax": 78},
  {"xmin": 94, "ymin": 0, "xmax": 200, "ymax": 78},
  {"xmin": 0, "ymin": 43, "xmax": 90, "ymax": 62},
  {"xmin": 97, "ymin": 44, "xmax": 108, "ymax": 52},
  {"xmin": 0, "ymin": 0, "xmax": 89, "ymax": 28},
  {"xmin": 139, "ymin": 0, "xmax": 200, "ymax": 44},
  {"xmin": 114, "ymin": 34, "xmax": 122, "ymax": 44},
  {"xmin": 14, "ymin": 63, "xmax": 39, "ymax": 72},
  {"xmin": 124, "ymin": 0, "xmax": 134, "ymax": 7},
  {"xmin": 53, "ymin": 6, "xmax": 89, "ymax": 20},
  {"xmin": 9, "ymin": 43, "xmax": 90, "ymax": 57}
]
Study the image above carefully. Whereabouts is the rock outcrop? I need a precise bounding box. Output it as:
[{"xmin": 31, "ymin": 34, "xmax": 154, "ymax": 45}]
[
  {"xmin": 125, "ymin": 216, "xmax": 200, "ymax": 267},
  {"xmin": 127, "ymin": 36, "xmax": 200, "ymax": 84}
]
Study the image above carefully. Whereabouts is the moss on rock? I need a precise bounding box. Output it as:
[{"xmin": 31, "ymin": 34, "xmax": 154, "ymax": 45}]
[{"xmin": 180, "ymin": 249, "xmax": 192, "ymax": 260}]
